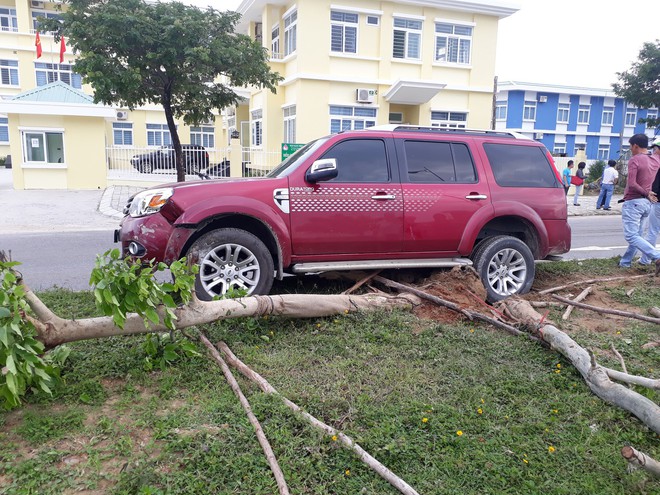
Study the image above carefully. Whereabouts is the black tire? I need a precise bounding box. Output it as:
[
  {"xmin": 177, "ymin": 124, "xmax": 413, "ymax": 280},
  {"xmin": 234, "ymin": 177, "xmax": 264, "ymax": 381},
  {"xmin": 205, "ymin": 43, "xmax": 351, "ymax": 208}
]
[
  {"xmin": 188, "ymin": 228, "xmax": 274, "ymax": 300},
  {"xmin": 138, "ymin": 161, "xmax": 153, "ymax": 173},
  {"xmin": 470, "ymin": 235, "xmax": 535, "ymax": 302}
]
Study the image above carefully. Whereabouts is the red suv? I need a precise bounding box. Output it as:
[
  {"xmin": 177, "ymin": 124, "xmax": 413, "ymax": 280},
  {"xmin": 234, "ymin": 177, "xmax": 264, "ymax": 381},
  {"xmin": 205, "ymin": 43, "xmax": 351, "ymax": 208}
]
[{"xmin": 116, "ymin": 126, "xmax": 571, "ymax": 302}]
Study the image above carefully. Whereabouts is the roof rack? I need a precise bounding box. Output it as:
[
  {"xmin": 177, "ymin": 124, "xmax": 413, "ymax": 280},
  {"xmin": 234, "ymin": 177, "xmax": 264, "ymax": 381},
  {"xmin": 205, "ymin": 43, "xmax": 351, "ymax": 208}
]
[{"xmin": 367, "ymin": 124, "xmax": 528, "ymax": 140}]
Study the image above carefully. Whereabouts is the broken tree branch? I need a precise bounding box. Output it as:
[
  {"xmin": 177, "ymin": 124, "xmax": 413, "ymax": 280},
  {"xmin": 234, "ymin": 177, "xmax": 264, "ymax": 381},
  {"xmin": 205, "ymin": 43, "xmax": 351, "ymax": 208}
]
[
  {"xmin": 610, "ymin": 344, "xmax": 631, "ymax": 389},
  {"xmin": 562, "ymin": 286, "xmax": 592, "ymax": 320},
  {"xmin": 537, "ymin": 274, "xmax": 649, "ymax": 295},
  {"xmin": 216, "ymin": 342, "xmax": 421, "ymax": 495},
  {"xmin": 650, "ymin": 307, "xmax": 660, "ymax": 318},
  {"xmin": 551, "ymin": 295, "xmax": 660, "ymax": 325},
  {"xmin": 604, "ymin": 368, "xmax": 660, "ymax": 391},
  {"xmin": 342, "ymin": 270, "xmax": 382, "ymax": 295},
  {"xmin": 199, "ymin": 333, "xmax": 290, "ymax": 495},
  {"xmin": 621, "ymin": 446, "xmax": 660, "ymax": 477},
  {"xmin": 502, "ymin": 298, "xmax": 660, "ymax": 434}
]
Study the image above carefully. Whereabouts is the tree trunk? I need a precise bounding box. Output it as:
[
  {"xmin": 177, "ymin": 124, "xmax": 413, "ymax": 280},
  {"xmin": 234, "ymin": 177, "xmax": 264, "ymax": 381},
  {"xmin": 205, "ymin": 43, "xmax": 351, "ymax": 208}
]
[{"xmin": 162, "ymin": 86, "xmax": 185, "ymax": 182}]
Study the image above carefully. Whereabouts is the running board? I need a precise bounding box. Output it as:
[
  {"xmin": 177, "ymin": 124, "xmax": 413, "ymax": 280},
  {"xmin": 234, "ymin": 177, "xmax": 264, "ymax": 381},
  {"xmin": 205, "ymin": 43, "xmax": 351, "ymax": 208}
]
[{"xmin": 290, "ymin": 258, "xmax": 473, "ymax": 274}]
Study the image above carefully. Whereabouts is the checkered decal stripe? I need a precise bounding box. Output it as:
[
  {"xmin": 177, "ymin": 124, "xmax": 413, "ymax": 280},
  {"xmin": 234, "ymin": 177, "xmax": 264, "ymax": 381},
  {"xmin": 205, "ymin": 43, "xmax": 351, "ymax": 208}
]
[{"xmin": 290, "ymin": 187, "xmax": 403, "ymax": 213}]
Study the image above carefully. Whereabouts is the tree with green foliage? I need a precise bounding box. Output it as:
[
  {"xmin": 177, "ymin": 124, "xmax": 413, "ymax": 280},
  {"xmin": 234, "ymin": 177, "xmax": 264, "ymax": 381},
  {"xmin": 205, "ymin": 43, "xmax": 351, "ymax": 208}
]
[
  {"xmin": 613, "ymin": 40, "xmax": 660, "ymax": 130},
  {"xmin": 43, "ymin": 0, "xmax": 281, "ymax": 182}
]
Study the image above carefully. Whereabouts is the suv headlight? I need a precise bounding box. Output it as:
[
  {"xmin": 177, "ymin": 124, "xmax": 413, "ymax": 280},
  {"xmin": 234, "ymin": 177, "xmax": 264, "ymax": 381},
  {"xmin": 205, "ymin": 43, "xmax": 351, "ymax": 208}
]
[{"xmin": 128, "ymin": 188, "xmax": 174, "ymax": 217}]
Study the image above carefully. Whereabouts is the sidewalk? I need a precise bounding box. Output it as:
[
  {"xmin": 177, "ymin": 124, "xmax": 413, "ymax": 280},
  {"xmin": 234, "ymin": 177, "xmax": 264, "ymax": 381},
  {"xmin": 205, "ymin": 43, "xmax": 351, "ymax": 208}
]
[{"xmin": 1, "ymin": 167, "xmax": 620, "ymax": 234}]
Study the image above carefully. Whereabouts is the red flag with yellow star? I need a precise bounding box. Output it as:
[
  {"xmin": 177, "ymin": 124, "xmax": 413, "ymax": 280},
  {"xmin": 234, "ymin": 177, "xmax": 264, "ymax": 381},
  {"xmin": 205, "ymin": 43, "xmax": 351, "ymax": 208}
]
[{"xmin": 35, "ymin": 31, "xmax": 42, "ymax": 59}]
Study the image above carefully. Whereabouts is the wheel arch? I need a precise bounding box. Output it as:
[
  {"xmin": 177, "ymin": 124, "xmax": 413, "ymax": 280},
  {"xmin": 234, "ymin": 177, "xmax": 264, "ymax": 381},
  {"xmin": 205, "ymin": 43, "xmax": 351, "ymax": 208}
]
[{"xmin": 465, "ymin": 215, "xmax": 544, "ymax": 259}]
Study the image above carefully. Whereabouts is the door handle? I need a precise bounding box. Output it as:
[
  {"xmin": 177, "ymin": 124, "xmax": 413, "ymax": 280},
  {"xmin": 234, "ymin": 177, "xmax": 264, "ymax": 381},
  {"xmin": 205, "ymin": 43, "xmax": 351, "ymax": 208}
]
[
  {"xmin": 465, "ymin": 194, "xmax": 488, "ymax": 200},
  {"xmin": 372, "ymin": 194, "xmax": 396, "ymax": 200}
]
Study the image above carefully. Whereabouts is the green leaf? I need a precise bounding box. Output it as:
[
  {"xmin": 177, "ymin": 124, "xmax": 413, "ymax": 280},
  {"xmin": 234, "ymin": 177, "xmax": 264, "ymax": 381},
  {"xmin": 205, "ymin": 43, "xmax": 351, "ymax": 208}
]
[
  {"xmin": 144, "ymin": 307, "xmax": 160, "ymax": 325},
  {"xmin": 0, "ymin": 307, "xmax": 10, "ymax": 318},
  {"xmin": 5, "ymin": 354, "xmax": 17, "ymax": 375}
]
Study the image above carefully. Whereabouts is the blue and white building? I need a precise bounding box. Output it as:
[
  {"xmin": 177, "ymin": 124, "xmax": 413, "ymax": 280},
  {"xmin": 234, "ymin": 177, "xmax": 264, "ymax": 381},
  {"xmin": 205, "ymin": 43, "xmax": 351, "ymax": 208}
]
[{"xmin": 495, "ymin": 81, "xmax": 659, "ymax": 161}]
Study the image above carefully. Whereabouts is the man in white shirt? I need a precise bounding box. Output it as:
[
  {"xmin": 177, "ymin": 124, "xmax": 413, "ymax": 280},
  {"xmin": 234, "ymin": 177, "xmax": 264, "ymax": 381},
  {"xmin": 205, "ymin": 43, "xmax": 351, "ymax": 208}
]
[{"xmin": 595, "ymin": 159, "xmax": 619, "ymax": 210}]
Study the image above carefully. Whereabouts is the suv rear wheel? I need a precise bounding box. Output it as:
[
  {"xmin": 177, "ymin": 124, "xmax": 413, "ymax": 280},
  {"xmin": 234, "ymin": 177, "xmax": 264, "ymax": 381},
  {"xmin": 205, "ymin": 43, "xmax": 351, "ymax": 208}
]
[
  {"xmin": 189, "ymin": 228, "xmax": 274, "ymax": 300},
  {"xmin": 471, "ymin": 235, "xmax": 534, "ymax": 302}
]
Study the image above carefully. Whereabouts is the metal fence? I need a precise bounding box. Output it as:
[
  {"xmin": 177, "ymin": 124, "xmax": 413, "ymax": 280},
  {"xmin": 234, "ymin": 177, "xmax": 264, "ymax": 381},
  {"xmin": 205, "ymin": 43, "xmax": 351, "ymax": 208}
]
[{"xmin": 241, "ymin": 148, "xmax": 281, "ymax": 177}]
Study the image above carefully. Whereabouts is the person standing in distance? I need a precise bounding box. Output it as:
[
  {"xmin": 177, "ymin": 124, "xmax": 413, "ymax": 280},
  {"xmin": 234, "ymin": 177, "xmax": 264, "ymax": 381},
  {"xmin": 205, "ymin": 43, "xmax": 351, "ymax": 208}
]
[
  {"xmin": 639, "ymin": 138, "xmax": 660, "ymax": 265},
  {"xmin": 619, "ymin": 133, "xmax": 660, "ymax": 272},
  {"xmin": 572, "ymin": 162, "xmax": 586, "ymax": 206},
  {"xmin": 595, "ymin": 159, "xmax": 619, "ymax": 210},
  {"xmin": 561, "ymin": 160, "xmax": 574, "ymax": 196}
]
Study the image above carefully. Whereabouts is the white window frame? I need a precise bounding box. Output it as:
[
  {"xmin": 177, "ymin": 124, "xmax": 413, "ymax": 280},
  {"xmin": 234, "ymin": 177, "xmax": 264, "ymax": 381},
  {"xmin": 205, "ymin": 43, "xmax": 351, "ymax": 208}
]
[
  {"xmin": 495, "ymin": 102, "xmax": 507, "ymax": 121},
  {"xmin": 557, "ymin": 103, "xmax": 569, "ymax": 124},
  {"xmin": 0, "ymin": 59, "xmax": 19, "ymax": 86},
  {"xmin": 21, "ymin": 128, "xmax": 65, "ymax": 167},
  {"xmin": 31, "ymin": 9, "xmax": 61, "ymax": 33},
  {"xmin": 283, "ymin": 9, "xmax": 297, "ymax": 57},
  {"xmin": 112, "ymin": 122, "xmax": 133, "ymax": 147},
  {"xmin": 329, "ymin": 105, "xmax": 377, "ymax": 133},
  {"xmin": 35, "ymin": 62, "xmax": 82, "ymax": 89},
  {"xmin": 283, "ymin": 105, "xmax": 296, "ymax": 143},
  {"xmin": 146, "ymin": 123, "xmax": 172, "ymax": 147},
  {"xmin": 331, "ymin": 10, "xmax": 358, "ymax": 54},
  {"xmin": 366, "ymin": 15, "xmax": 379, "ymax": 26},
  {"xmin": 577, "ymin": 105, "xmax": 590, "ymax": 124},
  {"xmin": 392, "ymin": 17, "xmax": 422, "ymax": 60},
  {"xmin": 190, "ymin": 125, "xmax": 215, "ymax": 149},
  {"xmin": 431, "ymin": 110, "xmax": 467, "ymax": 129},
  {"xmin": 553, "ymin": 142, "xmax": 566, "ymax": 155},
  {"xmin": 0, "ymin": 7, "xmax": 18, "ymax": 32},
  {"xmin": 0, "ymin": 116, "xmax": 8, "ymax": 144},
  {"xmin": 597, "ymin": 144, "xmax": 610, "ymax": 161},
  {"xmin": 251, "ymin": 109, "xmax": 263, "ymax": 147},
  {"xmin": 601, "ymin": 107, "xmax": 614, "ymax": 126},
  {"xmin": 434, "ymin": 20, "xmax": 473, "ymax": 65},
  {"xmin": 523, "ymin": 101, "xmax": 536, "ymax": 121},
  {"xmin": 625, "ymin": 108, "xmax": 637, "ymax": 126},
  {"xmin": 646, "ymin": 110, "xmax": 658, "ymax": 127},
  {"xmin": 271, "ymin": 24, "xmax": 280, "ymax": 59}
]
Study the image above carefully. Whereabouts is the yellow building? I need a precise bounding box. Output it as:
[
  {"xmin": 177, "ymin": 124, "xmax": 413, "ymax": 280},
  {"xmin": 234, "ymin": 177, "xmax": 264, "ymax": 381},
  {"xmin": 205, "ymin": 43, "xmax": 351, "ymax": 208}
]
[{"xmin": 0, "ymin": 0, "xmax": 519, "ymax": 189}]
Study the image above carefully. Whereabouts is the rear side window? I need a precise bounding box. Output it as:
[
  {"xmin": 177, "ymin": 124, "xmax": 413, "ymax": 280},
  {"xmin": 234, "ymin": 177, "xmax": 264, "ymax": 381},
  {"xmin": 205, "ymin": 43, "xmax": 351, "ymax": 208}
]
[
  {"xmin": 404, "ymin": 141, "xmax": 476, "ymax": 183},
  {"xmin": 320, "ymin": 139, "xmax": 390, "ymax": 182},
  {"xmin": 484, "ymin": 143, "xmax": 558, "ymax": 188}
]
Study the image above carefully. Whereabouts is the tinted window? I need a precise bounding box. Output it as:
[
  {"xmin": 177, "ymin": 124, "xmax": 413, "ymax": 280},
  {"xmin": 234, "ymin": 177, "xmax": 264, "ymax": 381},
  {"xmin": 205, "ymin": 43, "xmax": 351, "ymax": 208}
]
[
  {"xmin": 321, "ymin": 139, "xmax": 389, "ymax": 182},
  {"xmin": 404, "ymin": 141, "xmax": 476, "ymax": 183},
  {"xmin": 484, "ymin": 143, "xmax": 558, "ymax": 188}
]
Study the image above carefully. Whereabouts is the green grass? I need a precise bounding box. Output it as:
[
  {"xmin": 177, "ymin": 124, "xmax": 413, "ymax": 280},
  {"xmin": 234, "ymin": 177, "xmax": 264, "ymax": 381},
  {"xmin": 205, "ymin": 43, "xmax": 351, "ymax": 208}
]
[{"xmin": 0, "ymin": 264, "xmax": 658, "ymax": 494}]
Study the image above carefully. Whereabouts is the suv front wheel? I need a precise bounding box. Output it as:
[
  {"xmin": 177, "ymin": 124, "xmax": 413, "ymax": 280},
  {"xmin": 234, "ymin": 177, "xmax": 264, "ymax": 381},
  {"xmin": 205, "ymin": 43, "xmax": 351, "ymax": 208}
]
[
  {"xmin": 471, "ymin": 236, "xmax": 535, "ymax": 302},
  {"xmin": 188, "ymin": 228, "xmax": 274, "ymax": 300}
]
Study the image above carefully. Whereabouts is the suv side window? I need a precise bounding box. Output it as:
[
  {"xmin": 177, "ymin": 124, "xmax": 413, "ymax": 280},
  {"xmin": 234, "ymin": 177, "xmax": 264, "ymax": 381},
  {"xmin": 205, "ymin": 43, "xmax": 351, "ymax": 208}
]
[
  {"xmin": 404, "ymin": 141, "xmax": 477, "ymax": 183},
  {"xmin": 484, "ymin": 143, "xmax": 558, "ymax": 187},
  {"xmin": 320, "ymin": 139, "xmax": 390, "ymax": 182}
]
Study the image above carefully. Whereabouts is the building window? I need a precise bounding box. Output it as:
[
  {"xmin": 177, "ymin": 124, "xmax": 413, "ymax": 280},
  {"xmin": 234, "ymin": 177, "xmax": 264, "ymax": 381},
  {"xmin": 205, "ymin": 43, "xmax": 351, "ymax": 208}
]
[
  {"xmin": 553, "ymin": 142, "xmax": 566, "ymax": 155},
  {"xmin": 0, "ymin": 59, "xmax": 19, "ymax": 86},
  {"xmin": 434, "ymin": 22, "xmax": 472, "ymax": 64},
  {"xmin": 283, "ymin": 105, "xmax": 296, "ymax": 143},
  {"xmin": 331, "ymin": 11, "xmax": 358, "ymax": 54},
  {"xmin": 431, "ymin": 111, "xmax": 467, "ymax": 128},
  {"xmin": 574, "ymin": 143, "xmax": 586, "ymax": 156},
  {"xmin": 284, "ymin": 9, "xmax": 297, "ymax": 56},
  {"xmin": 495, "ymin": 102, "xmax": 507, "ymax": 120},
  {"xmin": 557, "ymin": 103, "xmax": 569, "ymax": 123},
  {"xmin": 0, "ymin": 117, "xmax": 8, "ymax": 143},
  {"xmin": 251, "ymin": 109, "xmax": 263, "ymax": 147},
  {"xmin": 147, "ymin": 123, "xmax": 171, "ymax": 147},
  {"xmin": 577, "ymin": 105, "xmax": 590, "ymax": 124},
  {"xmin": 330, "ymin": 105, "xmax": 377, "ymax": 133},
  {"xmin": 393, "ymin": 17, "xmax": 422, "ymax": 60},
  {"xmin": 366, "ymin": 15, "xmax": 379, "ymax": 26},
  {"xmin": 602, "ymin": 106, "xmax": 614, "ymax": 125},
  {"xmin": 22, "ymin": 130, "xmax": 64, "ymax": 164},
  {"xmin": 190, "ymin": 126, "xmax": 215, "ymax": 148},
  {"xmin": 625, "ymin": 108, "xmax": 637, "ymax": 126},
  {"xmin": 523, "ymin": 101, "xmax": 536, "ymax": 121},
  {"xmin": 647, "ymin": 110, "xmax": 658, "ymax": 127},
  {"xmin": 35, "ymin": 62, "xmax": 82, "ymax": 89},
  {"xmin": 597, "ymin": 144, "xmax": 610, "ymax": 160},
  {"xmin": 271, "ymin": 25, "xmax": 280, "ymax": 59},
  {"xmin": 0, "ymin": 8, "xmax": 18, "ymax": 32},
  {"xmin": 112, "ymin": 122, "xmax": 133, "ymax": 146},
  {"xmin": 31, "ymin": 10, "xmax": 61, "ymax": 32}
]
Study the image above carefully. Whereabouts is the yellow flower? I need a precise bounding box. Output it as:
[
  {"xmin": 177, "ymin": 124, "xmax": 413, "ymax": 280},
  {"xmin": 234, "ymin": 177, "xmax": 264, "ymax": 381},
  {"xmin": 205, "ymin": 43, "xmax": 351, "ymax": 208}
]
[
  {"xmin": 477, "ymin": 408, "xmax": 483, "ymax": 415},
  {"xmin": 556, "ymin": 363, "xmax": 561, "ymax": 369},
  {"xmin": 456, "ymin": 430, "xmax": 463, "ymax": 436},
  {"xmin": 552, "ymin": 409, "xmax": 558, "ymax": 414},
  {"xmin": 481, "ymin": 398, "xmax": 485, "ymax": 404},
  {"xmin": 548, "ymin": 446, "xmax": 556, "ymax": 453},
  {"xmin": 269, "ymin": 331, "xmax": 274, "ymax": 336},
  {"xmin": 523, "ymin": 459, "xmax": 529, "ymax": 464},
  {"xmin": 344, "ymin": 309, "xmax": 349, "ymax": 314},
  {"xmin": 316, "ymin": 323, "xmax": 321, "ymax": 328},
  {"xmin": 345, "ymin": 469, "xmax": 351, "ymax": 476},
  {"xmin": 469, "ymin": 328, "xmax": 475, "ymax": 333},
  {"xmin": 555, "ymin": 369, "xmax": 561, "ymax": 374},
  {"xmin": 422, "ymin": 417, "xmax": 429, "ymax": 423},
  {"xmin": 616, "ymin": 331, "xmax": 621, "ymax": 335},
  {"xmin": 331, "ymin": 435, "xmax": 338, "ymax": 441}
]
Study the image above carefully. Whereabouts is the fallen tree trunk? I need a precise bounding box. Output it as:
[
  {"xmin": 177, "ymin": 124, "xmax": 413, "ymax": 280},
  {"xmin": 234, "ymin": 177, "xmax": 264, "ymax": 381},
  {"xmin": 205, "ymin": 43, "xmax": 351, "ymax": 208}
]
[
  {"xmin": 550, "ymin": 294, "xmax": 660, "ymax": 325},
  {"xmin": 502, "ymin": 299, "xmax": 660, "ymax": 434},
  {"xmin": 21, "ymin": 282, "xmax": 418, "ymax": 349},
  {"xmin": 216, "ymin": 341, "xmax": 421, "ymax": 495},
  {"xmin": 621, "ymin": 446, "xmax": 660, "ymax": 477},
  {"xmin": 537, "ymin": 274, "xmax": 650, "ymax": 295}
]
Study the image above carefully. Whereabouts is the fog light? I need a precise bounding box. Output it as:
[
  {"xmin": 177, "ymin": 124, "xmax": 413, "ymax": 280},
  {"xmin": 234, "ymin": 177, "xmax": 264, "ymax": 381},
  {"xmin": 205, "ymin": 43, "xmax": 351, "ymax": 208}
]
[{"xmin": 128, "ymin": 241, "xmax": 146, "ymax": 257}]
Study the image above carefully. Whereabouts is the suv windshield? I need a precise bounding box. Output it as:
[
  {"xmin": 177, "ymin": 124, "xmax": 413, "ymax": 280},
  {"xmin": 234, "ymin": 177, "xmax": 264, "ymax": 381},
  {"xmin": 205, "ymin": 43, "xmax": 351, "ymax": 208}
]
[{"xmin": 267, "ymin": 137, "xmax": 329, "ymax": 178}]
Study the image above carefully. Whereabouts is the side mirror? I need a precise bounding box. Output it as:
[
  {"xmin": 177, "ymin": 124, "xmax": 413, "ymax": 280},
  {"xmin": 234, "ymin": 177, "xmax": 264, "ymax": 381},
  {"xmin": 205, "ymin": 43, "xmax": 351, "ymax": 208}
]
[{"xmin": 306, "ymin": 158, "xmax": 338, "ymax": 183}]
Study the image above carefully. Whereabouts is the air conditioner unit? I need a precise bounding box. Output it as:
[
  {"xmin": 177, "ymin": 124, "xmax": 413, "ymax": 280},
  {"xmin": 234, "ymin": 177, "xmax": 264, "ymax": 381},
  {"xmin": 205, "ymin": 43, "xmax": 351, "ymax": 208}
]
[
  {"xmin": 31, "ymin": 1, "xmax": 44, "ymax": 9},
  {"xmin": 116, "ymin": 110, "xmax": 128, "ymax": 120},
  {"xmin": 534, "ymin": 132, "xmax": 544, "ymax": 139},
  {"xmin": 538, "ymin": 95, "xmax": 548, "ymax": 103},
  {"xmin": 356, "ymin": 88, "xmax": 376, "ymax": 104}
]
